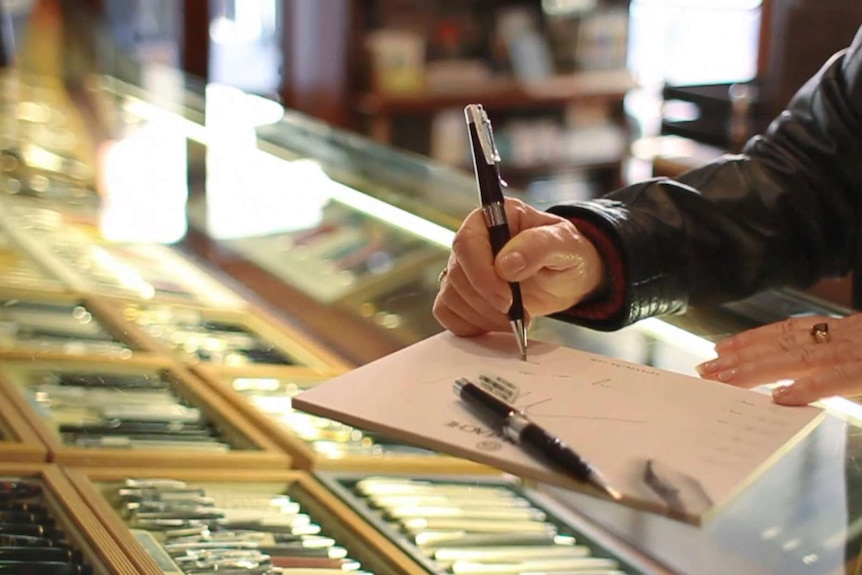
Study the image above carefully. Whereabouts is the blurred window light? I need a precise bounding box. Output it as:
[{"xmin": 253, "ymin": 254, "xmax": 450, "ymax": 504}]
[
  {"xmin": 542, "ymin": 0, "xmax": 598, "ymax": 16},
  {"xmin": 209, "ymin": 0, "xmax": 281, "ymax": 95},
  {"xmin": 98, "ymin": 117, "xmax": 189, "ymax": 244},
  {"xmin": 628, "ymin": 0, "xmax": 762, "ymax": 86}
]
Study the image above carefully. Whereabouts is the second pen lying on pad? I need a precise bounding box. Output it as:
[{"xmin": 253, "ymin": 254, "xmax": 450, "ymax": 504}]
[{"xmin": 454, "ymin": 377, "xmax": 621, "ymax": 501}]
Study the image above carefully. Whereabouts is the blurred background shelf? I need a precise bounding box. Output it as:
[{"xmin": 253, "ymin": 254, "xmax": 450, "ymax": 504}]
[{"xmin": 358, "ymin": 69, "xmax": 634, "ymax": 115}]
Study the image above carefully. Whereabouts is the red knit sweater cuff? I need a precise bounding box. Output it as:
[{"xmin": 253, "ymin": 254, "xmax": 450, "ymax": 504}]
[{"xmin": 561, "ymin": 217, "xmax": 626, "ymax": 321}]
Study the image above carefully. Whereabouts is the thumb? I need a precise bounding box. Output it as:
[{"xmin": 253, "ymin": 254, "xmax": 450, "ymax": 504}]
[{"xmin": 495, "ymin": 223, "xmax": 587, "ymax": 282}]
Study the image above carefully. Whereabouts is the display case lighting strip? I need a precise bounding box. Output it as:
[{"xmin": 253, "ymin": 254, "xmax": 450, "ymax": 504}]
[
  {"xmin": 819, "ymin": 397, "xmax": 862, "ymax": 425},
  {"xmin": 637, "ymin": 317, "xmax": 716, "ymax": 357},
  {"xmin": 122, "ymin": 97, "xmax": 210, "ymax": 145},
  {"xmin": 306, "ymin": 167, "xmax": 456, "ymax": 249}
]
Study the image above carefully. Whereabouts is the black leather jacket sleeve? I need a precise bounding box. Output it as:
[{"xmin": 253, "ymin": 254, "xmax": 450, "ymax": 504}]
[{"xmin": 548, "ymin": 25, "xmax": 862, "ymax": 331}]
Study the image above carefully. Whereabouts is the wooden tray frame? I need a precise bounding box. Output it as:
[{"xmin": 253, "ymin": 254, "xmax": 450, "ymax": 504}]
[
  {"xmin": 0, "ymin": 385, "xmax": 48, "ymax": 462},
  {"xmin": 194, "ymin": 364, "xmax": 497, "ymax": 475},
  {"xmin": 0, "ymin": 356, "xmax": 291, "ymax": 469},
  {"xmin": 87, "ymin": 296, "xmax": 353, "ymax": 374},
  {"xmin": 65, "ymin": 466, "xmax": 429, "ymax": 575},
  {"xmin": 0, "ymin": 463, "xmax": 145, "ymax": 575},
  {"xmin": 0, "ymin": 287, "xmax": 168, "ymax": 361},
  {"xmin": 0, "ymin": 253, "xmax": 70, "ymax": 296}
]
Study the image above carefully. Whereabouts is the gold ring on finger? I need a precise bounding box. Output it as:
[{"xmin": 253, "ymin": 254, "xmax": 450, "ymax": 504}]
[{"xmin": 810, "ymin": 322, "xmax": 831, "ymax": 344}]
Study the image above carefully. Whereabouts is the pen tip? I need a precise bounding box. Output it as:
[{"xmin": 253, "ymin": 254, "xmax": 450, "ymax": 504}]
[
  {"xmin": 510, "ymin": 319, "xmax": 528, "ymax": 361},
  {"xmin": 589, "ymin": 473, "xmax": 622, "ymax": 501},
  {"xmin": 604, "ymin": 485, "xmax": 623, "ymax": 502}
]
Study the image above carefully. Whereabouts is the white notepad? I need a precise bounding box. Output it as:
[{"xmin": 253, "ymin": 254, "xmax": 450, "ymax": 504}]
[{"xmin": 294, "ymin": 332, "xmax": 824, "ymax": 524}]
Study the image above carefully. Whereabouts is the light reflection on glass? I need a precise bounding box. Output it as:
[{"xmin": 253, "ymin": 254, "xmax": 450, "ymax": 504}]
[
  {"xmin": 204, "ymin": 83, "xmax": 327, "ymax": 239},
  {"xmin": 98, "ymin": 117, "xmax": 188, "ymax": 244}
]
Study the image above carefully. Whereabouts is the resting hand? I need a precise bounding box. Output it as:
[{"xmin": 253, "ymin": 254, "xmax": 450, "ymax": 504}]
[
  {"xmin": 696, "ymin": 314, "xmax": 862, "ymax": 405},
  {"xmin": 433, "ymin": 198, "xmax": 605, "ymax": 337}
]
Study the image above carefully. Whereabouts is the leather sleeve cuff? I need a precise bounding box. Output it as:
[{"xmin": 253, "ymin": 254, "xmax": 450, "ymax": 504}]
[{"xmin": 547, "ymin": 189, "xmax": 689, "ymax": 331}]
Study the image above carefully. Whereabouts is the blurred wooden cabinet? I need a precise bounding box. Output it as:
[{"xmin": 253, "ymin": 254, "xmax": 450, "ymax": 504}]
[
  {"xmin": 758, "ymin": 0, "xmax": 862, "ymax": 123},
  {"xmin": 278, "ymin": 0, "xmax": 633, "ymax": 195}
]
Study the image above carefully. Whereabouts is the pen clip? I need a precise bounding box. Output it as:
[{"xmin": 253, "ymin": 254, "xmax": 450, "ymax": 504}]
[{"xmin": 465, "ymin": 105, "xmax": 501, "ymax": 166}]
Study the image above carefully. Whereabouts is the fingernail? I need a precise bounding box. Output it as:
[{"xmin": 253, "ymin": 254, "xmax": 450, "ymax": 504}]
[
  {"xmin": 717, "ymin": 369, "xmax": 737, "ymax": 383},
  {"xmin": 772, "ymin": 383, "xmax": 808, "ymax": 405},
  {"xmin": 772, "ymin": 385, "xmax": 794, "ymax": 403},
  {"xmin": 695, "ymin": 360, "xmax": 716, "ymax": 375},
  {"xmin": 498, "ymin": 251, "xmax": 526, "ymax": 277},
  {"xmin": 695, "ymin": 357, "xmax": 734, "ymax": 375}
]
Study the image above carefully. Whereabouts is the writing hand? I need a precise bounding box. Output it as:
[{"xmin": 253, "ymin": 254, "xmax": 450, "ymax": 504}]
[
  {"xmin": 433, "ymin": 198, "xmax": 605, "ymax": 337},
  {"xmin": 696, "ymin": 314, "xmax": 862, "ymax": 405}
]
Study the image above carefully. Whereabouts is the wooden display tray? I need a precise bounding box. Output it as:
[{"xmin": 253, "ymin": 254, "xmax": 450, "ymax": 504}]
[
  {"xmin": 0, "ymin": 240, "xmax": 70, "ymax": 295},
  {"xmin": 315, "ymin": 471, "xmax": 663, "ymax": 575},
  {"xmin": 0, "ymin": 385, "xmax": 48, "ymax": 462},
  {"xmin": 87, "ymin": 296, "xmax": 353, "ymax": 374},
  {"xmin": 71, "ymin": 242, "xmax": 252, "ymax": 311},
  {"xmin": 65, "ymin": 467, "xmax": 429, "ymax": 575},
  {"xmin": 0, "ymin": 356, "xmax": 292, "ymax": 469},
  {"xmin": 0, "ymin": 287, "xmax": 163, "ymax": 360},
  {"xmin": 0, "ymin": 463, "xmax": 143, "ymax": 575},
  {"xmin": 195, "ymin": 364, "xmax": 497, "ymax": 475},
  {"xmin": 0, "ymin": 191, "xmax": 244, "ymax": 309}
]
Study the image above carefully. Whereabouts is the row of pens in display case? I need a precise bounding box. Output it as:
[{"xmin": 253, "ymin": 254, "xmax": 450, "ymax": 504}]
[
  {"xmin": 0, "ymin": 296, "xmax": 307, "ymax": 367},
  {"xmin": 0, "ymin": 471, "xmax": 642, "ymax": 575},
  {"xmin": 0, "ymin": 478, "xmax": 93, "ymax": 575},
  {"xmin": 21, "ymin": 369, "xmax": 234, "ymax": 452},
  {"xmin": 104, "ymin": 475, "xmax": 639, "ymax": 575},
  {"xmin": 328, "ymin": 475, "xmax": 638, "ymax": 575},
  {"xmin": 8, "ymin": 362, "xmax": 416, "ymax": 458},
  {"xmin": 110, "ymin": 477, "xmax": 376, "ymax": 575}
]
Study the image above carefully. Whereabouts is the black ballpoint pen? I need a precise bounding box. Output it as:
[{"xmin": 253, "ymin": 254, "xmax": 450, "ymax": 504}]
[
  {"xmin": 464, "ymin": 104, "xmax": 528, "ymax": 361},
  {"xmin": 454, "ymin": 377, "xmax": 622, "ymax": 501}
]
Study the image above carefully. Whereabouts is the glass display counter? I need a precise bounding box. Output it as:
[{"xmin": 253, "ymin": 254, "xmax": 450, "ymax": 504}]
[{"xmin": 0, "ymin": 10, "xmax": 860, "ymax": 574}]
